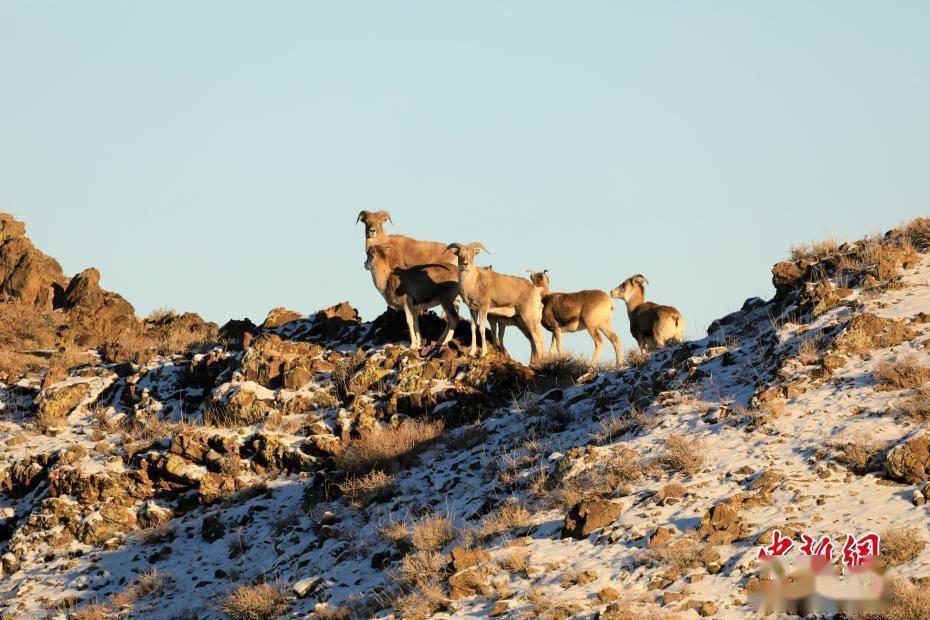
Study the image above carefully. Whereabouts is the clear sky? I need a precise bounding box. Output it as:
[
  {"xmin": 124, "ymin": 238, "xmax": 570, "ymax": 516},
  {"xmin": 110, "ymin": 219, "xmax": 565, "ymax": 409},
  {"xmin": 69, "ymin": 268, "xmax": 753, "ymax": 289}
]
[{"xmin": 2, "ymin": 2, "xmax": 928, "ymax": 361}]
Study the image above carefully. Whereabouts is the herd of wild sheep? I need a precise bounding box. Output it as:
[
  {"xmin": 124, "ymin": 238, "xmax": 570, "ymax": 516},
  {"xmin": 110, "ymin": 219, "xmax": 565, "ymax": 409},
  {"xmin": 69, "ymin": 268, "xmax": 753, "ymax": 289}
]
[{"xmin": 358, "ymin": 210, "xmax": 685, "ymax": 365}]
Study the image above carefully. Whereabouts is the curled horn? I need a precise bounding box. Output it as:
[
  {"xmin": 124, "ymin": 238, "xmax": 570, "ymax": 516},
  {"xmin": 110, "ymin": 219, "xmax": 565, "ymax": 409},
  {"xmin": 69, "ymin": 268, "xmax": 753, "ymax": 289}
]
[
  {"xmin": 356, "ymin": 210, "xmax": 370, "ymax": 224},
  {"xmin": 375, "ymin": 210, "xmax": 393, "ymax": 225},
  {"xmin": 467, "ymin": 242, "xmax": 490, "ymax": 255},
  {"xmin": 444, "ymin": 242, "xmax": 464, "ymax": 256}
]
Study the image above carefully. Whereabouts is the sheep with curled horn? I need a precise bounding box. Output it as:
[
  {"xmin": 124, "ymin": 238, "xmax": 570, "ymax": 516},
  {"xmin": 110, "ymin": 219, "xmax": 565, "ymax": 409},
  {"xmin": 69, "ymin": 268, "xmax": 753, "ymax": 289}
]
[
  {"xmin": 510, "ymin": 269, "xmax": 623, "ymax": 364},
  {"xmin": 364, "ymin": 243, "xmax": 460, "ymax": 349},
  {"xmin": 610, "ymin": 274, "xmax": 685, "ymax": 353},
  {"xmin": 444, "ymin": 242, "xmax": 546, "ymax": 364},
  {"xmin": 355, "ymin": 210, "xmax": 455, "ymax": 269}
]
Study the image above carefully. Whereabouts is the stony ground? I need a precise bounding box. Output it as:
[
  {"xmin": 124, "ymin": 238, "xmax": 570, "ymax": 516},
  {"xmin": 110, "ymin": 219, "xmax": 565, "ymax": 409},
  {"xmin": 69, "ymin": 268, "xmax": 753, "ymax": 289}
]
[{"xmin": 2, "ymin": 219, "xmax": 930, "ymax": 619}]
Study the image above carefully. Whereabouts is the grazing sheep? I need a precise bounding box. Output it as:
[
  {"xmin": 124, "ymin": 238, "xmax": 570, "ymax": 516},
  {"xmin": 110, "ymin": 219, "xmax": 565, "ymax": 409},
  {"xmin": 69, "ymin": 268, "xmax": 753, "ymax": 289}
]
[
  {"xmin": 364, "ymin": 244, "xmax": 460, "ymax": 348},
  {"xmin": 523, "ymin": 270, "xmax": 622, "ymax": 364},
  {"xmin": 610, "ymin": 274, "xmax": 685, "ymax": 352},
  {"xmin": 445, "ymin": 243, "xmax": 546, "ymax": 364}
]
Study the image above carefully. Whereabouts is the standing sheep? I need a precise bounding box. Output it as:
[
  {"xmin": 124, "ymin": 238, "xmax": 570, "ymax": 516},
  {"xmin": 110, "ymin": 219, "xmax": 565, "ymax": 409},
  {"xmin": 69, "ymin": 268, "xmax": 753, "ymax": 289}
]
[{"xmin": 610, "ymin": 275, "xmax": 685, "ymax": 352}]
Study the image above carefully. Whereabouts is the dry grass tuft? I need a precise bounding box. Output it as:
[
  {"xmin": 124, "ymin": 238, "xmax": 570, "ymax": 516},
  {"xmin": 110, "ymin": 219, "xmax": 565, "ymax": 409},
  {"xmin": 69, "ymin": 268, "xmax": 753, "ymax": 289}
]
[
  {"xmin": 332, "ymin": 348, "xmax": 367, "ymax": 401},
  {"xmin": 873, "ymin": 354, "xmax": 930, "ymax": 391},
  {"xmin": 498, "ymin": 548, "xmax": 532, "ymax": 574},
  {"xmin": 70, "ymin": 602, "xmax": 111, "ymax": 620},
  {"xmin": 882, "ymin": 528, "xmax": 928, "ymax": 567},
  {"xmin": 657, "ymin": 482, "xmax": 687, "ymax": 502},
  {"xmin": 219, "ymin": 582, "xmax": 288, "ymax": 620},
  {"xmin": 553, "ymin": 449, "xmax": 643, "ymax": 508},
  {"xmin": 834, "ymin": 314, "xmax": 916, "ymax": 356},
  {"xmin": 643, "ymin": 531, "xmax": 715, "ymax": 570},
  {"xmin": 885, "ymin": 575, "xmax": 930, "ymax": 620},
  {"xmin": 335, "ymin": 419, "xmax": 444, "ymax": 474},
  {"xmin": 338, "ymin": 470, "xmax": 396, "ymax": 507},
  {"xmin": 797, "ymin": 335, "xmax": 821, "ymax": 365},
  {"xmin": 478, "ymin": 500, "xmax": 533, "ymax": 540},
  {"xmin": 410, "ymin": 513, "xmax": 456, "ymax": 551},
  {"xmin": 898, "ymin": 386, "xmax": 930, "ymax": 422},
  {"xmin": 394, "ymin": 582, "xmax": 447, "ymax": 620},
  {"xmin": 392, "ymin": 550, "xmax": 447, "ymax": 588},
  {"xmin": 660, "ymin": 433, "xmax": 705, "ymax": 476},
  {"xmin": 834, "ymin": 435, "xmax": 880, "ymax": 474}
]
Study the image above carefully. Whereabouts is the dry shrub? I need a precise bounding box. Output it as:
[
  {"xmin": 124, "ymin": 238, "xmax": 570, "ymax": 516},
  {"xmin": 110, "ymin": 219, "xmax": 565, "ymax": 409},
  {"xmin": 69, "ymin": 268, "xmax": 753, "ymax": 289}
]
[
  {"xmin": 478, "ymin": 500, "xmax": 533, "ymax": 540},
  {"xmin": 791, "ymin": 238, "xmax": 839, "ymax": 261},
  {"xmin": 70, "ymin": 602, "xmax": 111, "ymax": 620},
  {"xmin": 553, "ymin": 450, "xmax": 643, "ymax": 508},
  {"xmin": 338, "ymin": 470, "xmax": 396, "ymax": 507},
  {"xmin": 110, "ymin": 569, "xmax": 167, "ymax": 607},
  {"xmin": 797, "ymin": 335, "xmax": 820, "ymax": 365},
  {"xmin": 379, "ymin": 518, "xmax": 411, "ymax": 546},
  {"xmin": 533, "ymin": 354, "xmax": 591, "ymax": 390},
  {"xmin": 660, "ymin": 434, "xmax": 705, "ymax": 476},
  {"xmin": 890, "ymin": 218, "xmax": 930, "ymax": 250},
  {"xmin": 624, "ymin": 349, "xmax": 650, "ymax": 368},
  {"xmin": 885, "ymin": 575, "xmax": 930, "ymax": 620},
  {"xmin": 220, "ymin": 583, "xmax": 288, "ymax": 620},
  {"xmin": 657, "ymin": 482, "xmax": 686, "ymax": 502},
  {"xmin": 498, "ymin": 548, "xmax": 531, "ymax": 574},
  {"xmin": 334, "ymin": 419, "xmax": 444, "ymax": 474},
  {"xmin": 203, "ymin": 401, "xmax": 238, "ymax": 428},
  {"xmin": 643, "ymin": 531, "xmax": 714, "ymax": 570},
  {"xmin": 394, "ymin": 582, "xmax": 447, "ymax": 620},
  {"xmin": 834, "ymin": 435, "xmax": 880, "ymax": 474},
  {"xmin": 392, "ymin": 550, "xmax": 447, "ymax": 588},
  {"xmin": 882, "ymin": 528, "xmax": 928, "ymax": 567},
  {"xmin": 898, "ymin": 386, "xmax": 930, "ymax": 422},
  {"xmin": 834, "ymin": 314, "xmax": 916, "ymax": 356},
  {"xmin": 101, "ymin": 310, "xmax": 218, "ymax": 364},
  {"xmin": 525, "ymin": 588, "xmax": 580, "ymax": 619},
  {"xmin": 873, "ymin": 354, "xmax": 930, "ymax": 391},
  {"xmin": 410, "ymin": 513, "xmax": 456, "ymax": 551},
  {"xmin": 332, "ymin": 348, "xmax": 367, "ymax": 400},
  {"xmin": 591, "ymin": 414, "xmax": 633, "ymax": 445}
]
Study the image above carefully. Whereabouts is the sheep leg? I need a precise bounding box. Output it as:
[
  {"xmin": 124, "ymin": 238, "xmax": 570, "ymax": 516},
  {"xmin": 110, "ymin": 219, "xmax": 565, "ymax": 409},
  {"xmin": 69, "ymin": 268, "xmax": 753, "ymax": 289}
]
[
  {"xmin": 468, "ymin": 308, "xmax": 479, "ymax": 356},
  {"xmin": 403, "ymin": 300, "xmax": 420, "ymax": 349},
  {"xmin": 478, "ymin": 307, "xmax": 489, "ymax": 357},
  {"xmin": 437, "ymin": 299, "xmax": 458, "ymax": 347},
  {"xmin": 548, "ymin": 332, "xmax": 557, "ymax": 356},
  {"xmin": 553, "ymin": 327, "xmax": 564, "ymax": 355},
  {"xmin": 587, "ymin": 324, "xmax": 603, "ymax": 364},
  {"xmin": 601, "ymin": 325, "xmax": 623, "ymax": 364},
  {"xmin": 497, "ymin": 321, "xmax": 508, "ymax": 353}
]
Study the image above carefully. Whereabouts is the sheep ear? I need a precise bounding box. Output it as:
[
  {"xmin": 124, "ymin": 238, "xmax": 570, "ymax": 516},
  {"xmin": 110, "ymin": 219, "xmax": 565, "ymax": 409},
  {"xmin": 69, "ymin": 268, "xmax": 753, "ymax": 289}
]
[
  {"xmin": 356, "ymin": 210, "xmax": 370, "ymax": 224},
  {"xmin": 634, "ymin": 274, "xmax": 649, "ymax": 286},
  {"xmin": 375, "ymin": 210, "xmax": 393, "ymax": 225}
]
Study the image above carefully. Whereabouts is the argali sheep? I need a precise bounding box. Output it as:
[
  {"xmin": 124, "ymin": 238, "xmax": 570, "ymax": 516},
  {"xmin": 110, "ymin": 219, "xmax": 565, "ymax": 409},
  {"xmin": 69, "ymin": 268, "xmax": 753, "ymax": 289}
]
[
  {"xmin": 610, "ymin": 274, "xmax": 685, "ymax": 352},
  {"xmin": 444, "ymin": 242, "xmax": 546, "ymax": 364},
  {"xmin": 364, "ymin": 243, "xmax": 460, "ymax": 349},
  {"xmin": 524, "ymin": 270, "xmax": 622, "ymax": 364},
  {"xmin": 356, "ymin": 210, "xmax": 455, "ymax": 269}
]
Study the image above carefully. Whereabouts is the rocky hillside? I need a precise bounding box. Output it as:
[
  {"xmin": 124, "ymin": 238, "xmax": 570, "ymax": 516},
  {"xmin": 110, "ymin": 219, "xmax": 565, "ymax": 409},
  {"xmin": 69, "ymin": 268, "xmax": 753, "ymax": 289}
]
[{"xmin": 2, "ymin": 214, "xmax": 930, "ymax": 619}]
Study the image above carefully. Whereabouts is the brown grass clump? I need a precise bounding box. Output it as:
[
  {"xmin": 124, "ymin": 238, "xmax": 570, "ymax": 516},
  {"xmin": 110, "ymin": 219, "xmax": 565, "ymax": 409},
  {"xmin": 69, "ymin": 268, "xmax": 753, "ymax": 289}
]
[
  {"xmin": 338, "ymin": 470, "xmax": 396, "ymax": 507},
  {"xmin": 797, "ymin": 335, "xmax": 821, "ymax": 365},
  {"xmin": 70, "ymin": 602, "xmax": 112, "ymax": 620},
  {"xmin": 898, "ymin": 386, "xmax": 930, "ymax": 422},
  {"xmin": 533, "ymin": 354, "xmax": 592, "ymax": 390},
  {"xmin": 410, "ymin": 513, "xmax": 456, "ymax": 551},
  {"xmin": 220, "ymin": 582, "xmax": 288, "ymax": 620},
  {"xmin": 591, "ymin": 414, "xmax": 633, "ymax": 445},
  {"xmin": 394, "ymin": 582, "xmax": 447, "ymax": 620},
  {"xmin": 643, "ymin": 531, "xmax": 715, "ymax": 571},
  {"xmin": 334, "ymin": 419, "xmax": 444, "ymax": 474},
  {"xmin": 478, "ymin": 500, "xmax": 533, "ymax": 540},
  {"xmin": 873, "ymin": 354, "xmax": 930, "ymax": 391},
  {"xmin": 884, "ymin": 575, "xmax": 930, "ymax": 620},
  {"xmin": 791, "ymin": 238, "xmax": 839, "ymax": 261},
  {"xmin": 657, "ymin": 482, "xmax": 687, "ymax": 502},
  {"xmin": 392, "ymin": 550, "xmax": 447, "ymax": 588},
  {"xmin": 553, "ymin": 450, "xmax": 643, "ymax": 508},
  {"xmin": 332, "ymin": 348, "xmax": 367, "ymax": 401},
  {"xmin": 889, "ymin": 218, "xmax": 930, "ymax": 250},
  {"xmin": 660, "ymin": 434, "xmax": 705, "ymax": 476},
  {"xmin": 498, "ymin": 548, "xmax": 532, "ymax": 574},
  {"xmin": 882, "ymin": 528, "xmax": 928, "ymax": 567},
  {"xmin": 834, "ymin": 314, "xmax": 916, "ymax": 356},
  {"xmin": 834, "ymin": 435, "xmax": 880, "ymax": 474},
  {"xmin": 379, "ymin": 518, "xmax": 411, "ymax": 546}
]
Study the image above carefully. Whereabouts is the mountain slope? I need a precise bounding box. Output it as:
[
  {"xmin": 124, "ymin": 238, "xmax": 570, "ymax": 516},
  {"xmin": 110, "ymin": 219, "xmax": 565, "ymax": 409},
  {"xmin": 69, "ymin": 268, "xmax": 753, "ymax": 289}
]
[{"xmin": 1, "ymin": 218, "xmax": 930, "ymax": 619}]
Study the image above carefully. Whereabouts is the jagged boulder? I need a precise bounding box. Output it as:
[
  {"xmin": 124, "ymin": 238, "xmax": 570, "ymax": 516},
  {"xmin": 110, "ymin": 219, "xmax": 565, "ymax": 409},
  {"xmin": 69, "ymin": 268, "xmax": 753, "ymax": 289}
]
[
  {"xmin": 239, "ymin": 334, "xmax": 325, "ymax": 390},
  {"xmin": 562, "ymin": 498, "xmax": 621, "ymax": 539},
  {"xmin": 886, "ymin": 434, "xmax": 930, "ymax": 484},
  {"xmin": 79, "ymin": 500, "xmax": 137, "ymax": 545},
  {"xmin": 0, "ymin": 213, "xmax": 67, "ymax": 309},
  {"xmin": 34, "ymin": 380, "xmax": 94, "ymax": 430},
  {"xmin": 261, "ymin": 307, "xmax": 302, "ymax": 329},
  {"xmin": 698, "ymin": 503, "xmax": 745, "ymax": 544},
  {"xmin": 61, "ymin": 268, "xmax": 137, "ymax": 345}
]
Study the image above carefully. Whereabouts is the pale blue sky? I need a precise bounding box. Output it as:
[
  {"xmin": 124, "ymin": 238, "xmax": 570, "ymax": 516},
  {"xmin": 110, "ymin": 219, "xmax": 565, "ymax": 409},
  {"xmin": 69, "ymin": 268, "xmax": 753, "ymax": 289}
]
[{"xmin": 2, "ymin": 2, "xmax": 928, "ymax": 360}]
